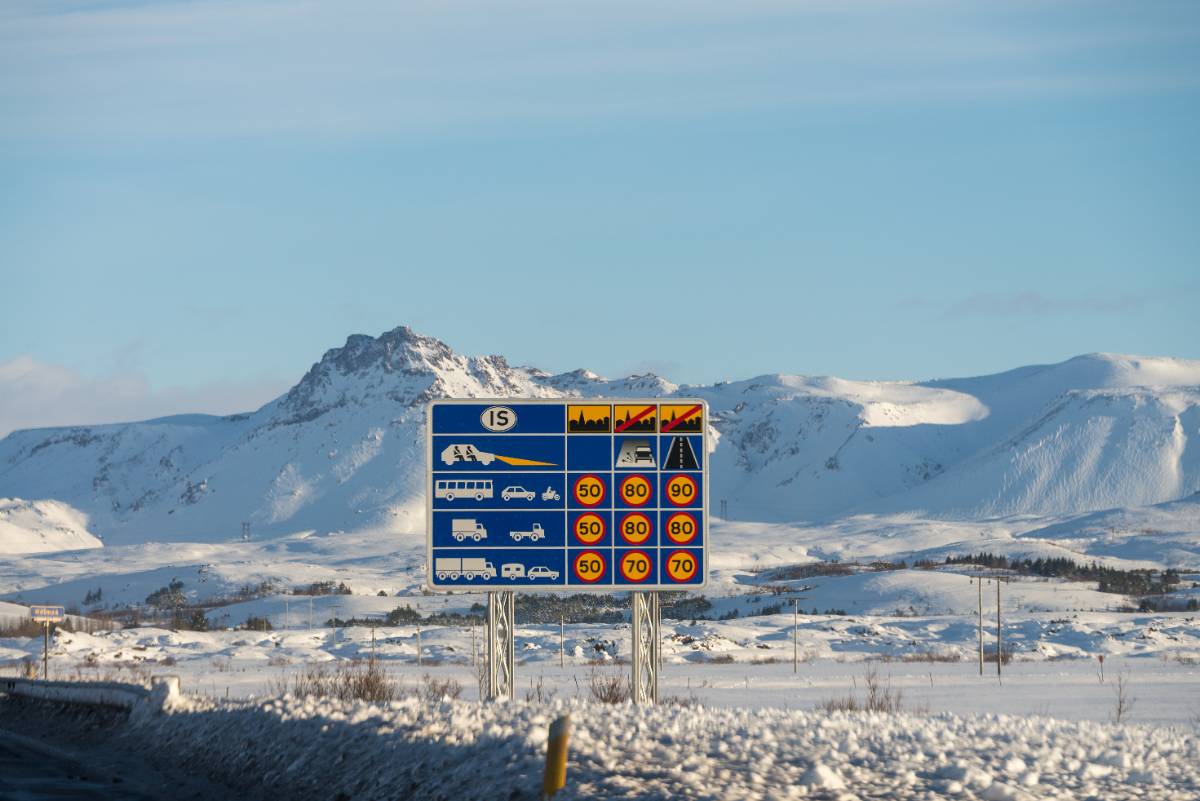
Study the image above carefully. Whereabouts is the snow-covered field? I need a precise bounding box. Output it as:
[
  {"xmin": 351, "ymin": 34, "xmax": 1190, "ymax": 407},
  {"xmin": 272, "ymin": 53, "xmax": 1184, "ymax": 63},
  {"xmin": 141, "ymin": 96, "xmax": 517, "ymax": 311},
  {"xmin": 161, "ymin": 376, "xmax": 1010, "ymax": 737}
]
[
  {"xmin": 3, "ymin": 613, "xmax": 1198, "ymax": 724},
  {"xmin": 3, "ymin": 514, "xmax": 1197, "ymax": 731},
  {"xmin": 116, "ymin": 689, "xmax": 1199, "ymax": 800}
]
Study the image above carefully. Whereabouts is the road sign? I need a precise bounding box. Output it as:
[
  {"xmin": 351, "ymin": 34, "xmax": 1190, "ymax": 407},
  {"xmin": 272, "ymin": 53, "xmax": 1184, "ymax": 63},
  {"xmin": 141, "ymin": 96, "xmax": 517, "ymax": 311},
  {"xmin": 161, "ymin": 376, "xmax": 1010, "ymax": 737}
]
[
  {"xmin": 659, "ymin": 403, "xmax": 703, "ymax": 433},
  {"xmin": 427, "ymin": 399, "xmax": 707, "ymax": 590},
  {"xmin": 30, "ymin": 605, "xmax": 65, "ymax": 623}
]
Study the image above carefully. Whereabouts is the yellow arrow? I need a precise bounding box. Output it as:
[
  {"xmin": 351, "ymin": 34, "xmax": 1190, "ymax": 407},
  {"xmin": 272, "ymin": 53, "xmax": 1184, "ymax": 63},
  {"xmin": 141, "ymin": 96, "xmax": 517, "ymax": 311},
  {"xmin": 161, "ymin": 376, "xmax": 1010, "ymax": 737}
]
[{"xmin": 494, "ymin": 454, "xmax": 557, "ymax": 467}]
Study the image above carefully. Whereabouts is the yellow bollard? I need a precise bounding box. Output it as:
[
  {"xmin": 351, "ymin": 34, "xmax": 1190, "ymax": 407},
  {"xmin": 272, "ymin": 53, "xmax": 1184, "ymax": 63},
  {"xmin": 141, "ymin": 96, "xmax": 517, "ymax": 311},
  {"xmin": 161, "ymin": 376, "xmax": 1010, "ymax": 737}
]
[{"xmin": 541, "ymin": 714, "xmax": 571, "ymax": 799}]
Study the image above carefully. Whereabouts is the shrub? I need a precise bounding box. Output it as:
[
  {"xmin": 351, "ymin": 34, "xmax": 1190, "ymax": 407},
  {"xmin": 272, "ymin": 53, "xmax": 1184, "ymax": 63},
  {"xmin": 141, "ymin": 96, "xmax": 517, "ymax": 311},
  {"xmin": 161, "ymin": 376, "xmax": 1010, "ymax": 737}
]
[
  {"xmin": 983, "ymin": 647, "xmax": 1012, "ymax": 666},
  {"xmin": 145, "ymin": 579, "xmax": 186, "ymax": 610},
  {"xmin": 588, "ymin": 670, "xmax": 630, "ymax": 704},
  {"xmin": 419, "ymin": 673, "xmax": 463, "ymax": 702},
  {"xmin": 818, "ymin": 662, "xmax": 916, "ymax": 714},
  {"xmin": 272, "ymin": 658, "xmax": 400, "ymax": 703},
  {"xmin": 241, "ymin": 615, "xmax": 273, "ymax": 631},
  {"xmin": 522, "ymin": 674, "xmax": 554, "ymax": 704},
  {"xmin": 661, "ymin": 594, "xmax": 714, "ymax": 619},
  {"xmin": 292, "ymin": 581, "xmax": 352, "ymax": 596}
]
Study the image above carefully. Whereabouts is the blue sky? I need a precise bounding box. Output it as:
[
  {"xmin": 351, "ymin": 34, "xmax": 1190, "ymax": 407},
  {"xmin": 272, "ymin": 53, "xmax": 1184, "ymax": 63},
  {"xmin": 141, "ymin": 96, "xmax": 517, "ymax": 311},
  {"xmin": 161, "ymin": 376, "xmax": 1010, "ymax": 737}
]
[{"xmin": 1, "ymin": 0, "xmax": 1198, "ymax": 433}]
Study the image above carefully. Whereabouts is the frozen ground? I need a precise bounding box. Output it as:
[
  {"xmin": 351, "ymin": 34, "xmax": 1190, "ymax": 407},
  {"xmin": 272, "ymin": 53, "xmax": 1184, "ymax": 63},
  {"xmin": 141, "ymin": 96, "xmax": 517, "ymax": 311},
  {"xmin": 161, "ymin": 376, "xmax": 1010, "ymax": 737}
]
[
  {"xmin": 2, "ymin": 617, "xmax": 1198, "ymax": 725},
  {"xmin": 103, "ymin": 690, "xmax": 1200, "ymax": 800}
]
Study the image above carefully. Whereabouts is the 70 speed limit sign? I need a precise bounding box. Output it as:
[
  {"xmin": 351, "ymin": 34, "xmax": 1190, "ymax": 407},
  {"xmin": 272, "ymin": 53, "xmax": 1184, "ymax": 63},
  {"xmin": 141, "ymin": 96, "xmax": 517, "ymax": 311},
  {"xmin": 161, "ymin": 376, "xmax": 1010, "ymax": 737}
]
[{"xmin": 427, "ymin": 398, "xmax": 708, "ymax": 591}]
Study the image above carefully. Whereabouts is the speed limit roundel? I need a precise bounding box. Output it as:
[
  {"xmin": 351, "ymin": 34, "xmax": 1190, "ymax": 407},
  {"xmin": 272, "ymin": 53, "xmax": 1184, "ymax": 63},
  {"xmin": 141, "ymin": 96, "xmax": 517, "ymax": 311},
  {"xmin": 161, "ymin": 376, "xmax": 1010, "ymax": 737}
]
[
  {"xmin": 572, "ymin": 550, "xmax": 606, "ymax": 583},
  {"xmin": 618, "ymin": 512, "xmax": 652, "ymax": 545},
  {"xmin": 618, "ymin": 474, "xmax": 652, "ymax": 507},
  {"xmin": 665, "ymin": 550, "xmax": 699, "ymax": 582},
  {"xmin": 619, "ymin": 550, "xmax": 653, "ymax": 583},
  {"xmin": 664, "ymin": 474, "xmax": 698, "ymax": 507},
  {"xmin": 573, "ymin": 475, "xmax": 606, "ymax": 507},
  {"xmin": 573, "ymin": 513, "xmax": 606, "ymax": 545},
  {"xmin": 665, "ymin": 512, "xmax": 698, "ymax": 544}
]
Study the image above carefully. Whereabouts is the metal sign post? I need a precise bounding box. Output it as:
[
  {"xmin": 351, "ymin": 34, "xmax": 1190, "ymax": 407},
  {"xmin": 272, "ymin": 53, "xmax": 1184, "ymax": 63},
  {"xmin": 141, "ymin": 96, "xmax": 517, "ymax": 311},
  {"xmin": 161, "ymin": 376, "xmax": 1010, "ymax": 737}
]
[
  {"xmin": 487, "ymin": 590, "xmax": 515, "ymax": 700},
  {"xmin": 30, "ymin": 606, "xmax": 65, "ymax": 680},
  {"xmin": 631, "ymin": 591, "xmax": 660, "ymax": 704},
  {"xmin": 427, "ymin": 400, "xmax": 709, "ymax": 705}
]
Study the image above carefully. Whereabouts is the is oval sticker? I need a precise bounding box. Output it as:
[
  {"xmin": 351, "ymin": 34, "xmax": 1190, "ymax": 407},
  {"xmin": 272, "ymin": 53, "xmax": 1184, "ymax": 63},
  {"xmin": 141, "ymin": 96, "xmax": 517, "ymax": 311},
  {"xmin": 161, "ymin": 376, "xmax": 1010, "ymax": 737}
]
[{"xmin": 480, "ymin": 406, "xmax": 517, "ymax": 432}]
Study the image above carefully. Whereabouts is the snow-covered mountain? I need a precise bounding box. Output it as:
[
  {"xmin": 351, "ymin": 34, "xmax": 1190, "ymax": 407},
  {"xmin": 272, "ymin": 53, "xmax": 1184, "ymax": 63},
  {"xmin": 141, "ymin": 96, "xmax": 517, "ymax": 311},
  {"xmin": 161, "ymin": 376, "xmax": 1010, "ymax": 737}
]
[{"xmin": 0, "ymin": 326, "xmax": 1197, "ymax": 548}]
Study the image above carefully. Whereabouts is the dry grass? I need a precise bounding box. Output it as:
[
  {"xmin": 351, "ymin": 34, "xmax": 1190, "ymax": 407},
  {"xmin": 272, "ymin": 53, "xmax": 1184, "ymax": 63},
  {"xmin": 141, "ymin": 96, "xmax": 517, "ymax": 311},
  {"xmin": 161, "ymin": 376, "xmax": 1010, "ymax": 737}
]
[
  {"xmin": 522, "ymin": 674, "xmax": 555, "ymax": 704},
  {"xmin": 271, "ymin": 658, "xmax": 400, "ymax": 703},
  {"xmin": 419, "ymin": 673, "xmax": 463, "ymax": 702},
  {"xmin": 1112, "ymin": 671, "xmax": 1134, "ymax": 724},
  {"xmin": 818, "ymin": 662, "xmax": 922, "ymax": 714},
  {"xmin": 894, "ymin": 651, "xmax": 963, "ymax": 664},
  {"xmin": 983, "ymin": 648, "xmax": 1013, "ymax": 666},
  {"xmin": 661, "ymin": 692, "xmax": 701, "ymax": 708},
  {"xmin": 588, "ymin": 669, "xmax": 631, "ymax": 704}
]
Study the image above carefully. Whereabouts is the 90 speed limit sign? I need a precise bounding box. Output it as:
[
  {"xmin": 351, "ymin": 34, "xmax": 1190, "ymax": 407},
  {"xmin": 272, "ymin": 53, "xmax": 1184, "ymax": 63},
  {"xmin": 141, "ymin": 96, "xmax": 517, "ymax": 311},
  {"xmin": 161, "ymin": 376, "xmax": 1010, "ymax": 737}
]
[{"xmin": 664, "ymin": 474, "xmax": 698, "ymax": 507}]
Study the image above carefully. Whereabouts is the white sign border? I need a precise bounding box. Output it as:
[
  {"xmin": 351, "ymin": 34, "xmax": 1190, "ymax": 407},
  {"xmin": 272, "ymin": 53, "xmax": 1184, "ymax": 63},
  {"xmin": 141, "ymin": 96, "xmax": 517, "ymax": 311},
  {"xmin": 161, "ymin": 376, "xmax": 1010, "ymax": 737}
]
[{"xmin": 425, "ymin": 397, "xmax": 709, "ymax": 593}]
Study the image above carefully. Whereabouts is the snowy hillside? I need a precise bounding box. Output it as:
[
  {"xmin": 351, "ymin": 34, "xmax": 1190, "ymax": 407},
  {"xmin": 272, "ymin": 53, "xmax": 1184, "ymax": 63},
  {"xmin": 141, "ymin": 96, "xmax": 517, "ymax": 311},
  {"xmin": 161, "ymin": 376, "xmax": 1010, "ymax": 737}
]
[
  {"xmin": 0, "ymin": 498, "xmax": 101, "ymax": 555},
  {"xmin": 0, "ymin": 326, "xmax": 1197, "ymax": 546}
]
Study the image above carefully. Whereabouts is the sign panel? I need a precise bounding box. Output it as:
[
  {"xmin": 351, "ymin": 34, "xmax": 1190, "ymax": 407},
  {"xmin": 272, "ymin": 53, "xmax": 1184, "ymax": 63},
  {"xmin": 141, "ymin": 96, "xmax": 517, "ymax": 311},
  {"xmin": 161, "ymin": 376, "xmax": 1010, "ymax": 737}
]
[
  {"xmin": 30, "ymin": 605, "xmax": 65, "ymax": 623},
  {"xmin": 427, "ymin": 399, "xmax": 708, "ymax": 591}
]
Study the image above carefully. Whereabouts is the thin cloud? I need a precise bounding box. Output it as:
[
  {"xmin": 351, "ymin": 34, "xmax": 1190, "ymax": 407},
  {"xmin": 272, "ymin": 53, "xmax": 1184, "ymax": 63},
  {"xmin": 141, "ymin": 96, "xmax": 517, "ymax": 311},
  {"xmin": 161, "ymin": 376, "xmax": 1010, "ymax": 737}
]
[
  {"xmin": 944, "ymin": 290, "xmax": 1145, "ymax": 318},
  {"xmin": 0, "ymin": 355, "xmax": 291, "ymax": 438},
  {"xmin": 2, "ymin": 0, "xmax": 1198, "ymax": 140}
]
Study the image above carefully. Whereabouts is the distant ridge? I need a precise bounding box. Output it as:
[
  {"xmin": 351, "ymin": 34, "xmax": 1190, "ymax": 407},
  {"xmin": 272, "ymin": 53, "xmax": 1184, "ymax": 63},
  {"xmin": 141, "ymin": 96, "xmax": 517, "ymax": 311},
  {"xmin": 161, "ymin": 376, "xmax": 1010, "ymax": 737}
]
[{"xmin": 0, "ymin": 327, "xmax": 1197, "ymax": 547}]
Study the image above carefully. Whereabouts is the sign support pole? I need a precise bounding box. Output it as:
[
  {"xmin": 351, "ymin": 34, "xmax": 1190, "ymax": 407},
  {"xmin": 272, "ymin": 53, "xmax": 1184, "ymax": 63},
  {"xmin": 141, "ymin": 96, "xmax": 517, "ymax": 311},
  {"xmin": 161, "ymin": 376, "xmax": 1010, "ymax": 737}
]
[
  {"xmin": 977, "ymin": 577, "xmax": 984, "ymax": 677},
  {"xmin": 631, "ymin": 591, "xmax": 659, "ymax": 704},
  {"xmin": 487, "ymin": 590, "xmax": 515, "ymax": 700},
  {"xmin": 793, "ymin": 600, "xmax": 799, "ymax": 674},
  {"xmin": 996, "ymin": 578, "xmax": 1003, "ymax": 682},
  {"xmin": 43, "ymin": 622, "xmax": 49, "ymax": 680}
]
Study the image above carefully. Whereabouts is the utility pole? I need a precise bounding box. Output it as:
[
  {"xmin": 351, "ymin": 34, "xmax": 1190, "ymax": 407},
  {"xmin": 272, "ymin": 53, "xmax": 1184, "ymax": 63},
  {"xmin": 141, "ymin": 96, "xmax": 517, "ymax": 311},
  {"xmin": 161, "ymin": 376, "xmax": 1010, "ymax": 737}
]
[
  {"xmin": 416, "ymin": 622, "xmax": 423, "ymax": 667},
  {"xmin": 471, "ymin": 622, "xmax": 477, "ymax": 668},
  {"xmin": 559, "ymin": 616, "xmax": 565, "ymax": 669},
  {"xmin": 996, "ymin": 577, "xmax": 1003, "ymax": 682},
  {"xmin": 285, "ymin": 599, "xmax": 290, "ymax": 631},
  {"xmin": 976, "ymin": 577, "xmax": 983, "ymax": 677},
  {"xmin": 308, "ymin": 597, "xmax": 313, "ymax": 631},
  {"xmin": 792, "ymin": 600, "xmax": 799, "ymax": 674}
]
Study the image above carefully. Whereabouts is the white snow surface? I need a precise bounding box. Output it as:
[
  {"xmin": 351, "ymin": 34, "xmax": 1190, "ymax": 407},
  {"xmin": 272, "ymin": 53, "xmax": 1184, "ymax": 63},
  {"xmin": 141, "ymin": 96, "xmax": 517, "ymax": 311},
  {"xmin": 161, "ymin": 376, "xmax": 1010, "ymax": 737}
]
[
  {"xmin": 124, "ymin": 693, "xmax": 1198, "ymax": 800},
  {"xmin": 0, "ymin": 497, "xmax": 101, "ymax": 555},
  {"xmin": 0, "ymin": 327, "xmax": 1197, "ymax": 542}
]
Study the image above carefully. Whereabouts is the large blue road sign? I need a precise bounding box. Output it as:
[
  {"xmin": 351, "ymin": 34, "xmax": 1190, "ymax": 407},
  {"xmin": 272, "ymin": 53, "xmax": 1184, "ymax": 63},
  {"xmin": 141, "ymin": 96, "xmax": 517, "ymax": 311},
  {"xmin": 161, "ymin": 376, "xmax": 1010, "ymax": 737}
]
[{"xmin": 426, "ymin": 400, "xmax": 708, "ymax": 591}]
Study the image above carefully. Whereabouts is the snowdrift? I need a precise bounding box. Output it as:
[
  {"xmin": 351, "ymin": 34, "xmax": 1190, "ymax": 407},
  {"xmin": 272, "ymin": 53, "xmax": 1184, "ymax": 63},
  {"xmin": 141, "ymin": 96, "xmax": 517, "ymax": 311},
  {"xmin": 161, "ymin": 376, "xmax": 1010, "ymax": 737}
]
[{"xmin": 125, "ymin": 694, "xmax": 1197, "ymax": 800}]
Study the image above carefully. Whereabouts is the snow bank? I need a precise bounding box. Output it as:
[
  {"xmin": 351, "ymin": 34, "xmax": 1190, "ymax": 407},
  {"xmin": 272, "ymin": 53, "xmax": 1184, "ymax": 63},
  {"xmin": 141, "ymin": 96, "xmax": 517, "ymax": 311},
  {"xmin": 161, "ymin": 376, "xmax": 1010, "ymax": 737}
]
[
  {"xmin": 128, "ymin": 695, "xmax": 1198, "ymax": 800},
  {"xmin": 0, "ymin": 675, "xmax": 179, "ymax": 713}
]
